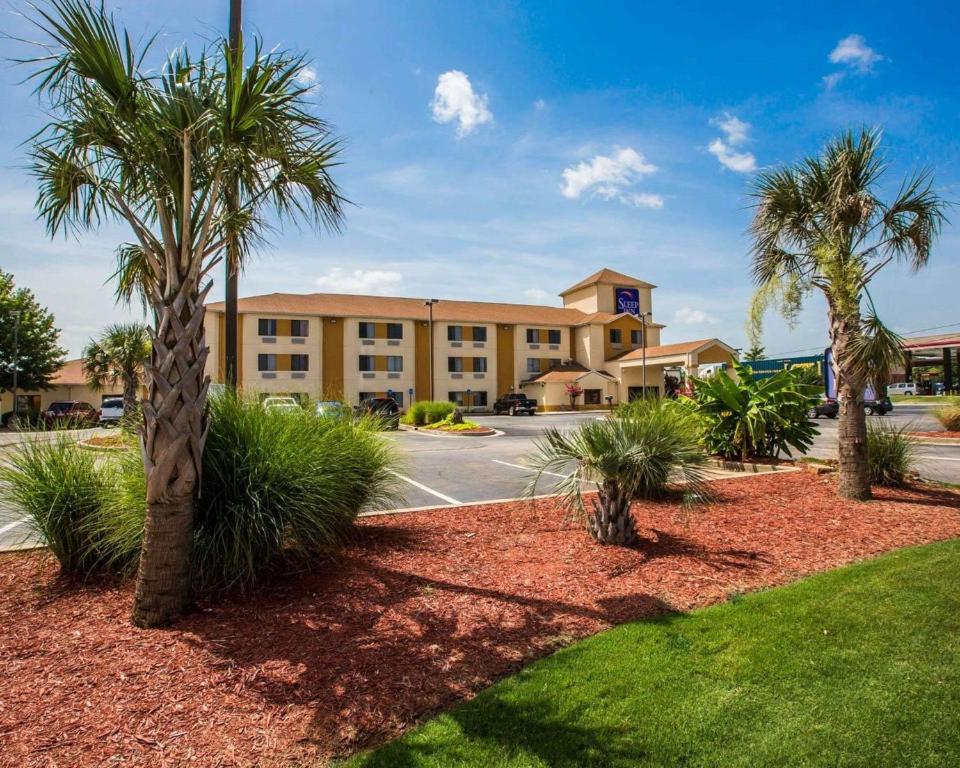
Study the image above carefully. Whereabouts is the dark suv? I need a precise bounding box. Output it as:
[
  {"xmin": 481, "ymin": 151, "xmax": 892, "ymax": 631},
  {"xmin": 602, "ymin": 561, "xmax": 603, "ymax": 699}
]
[
  {"xmin": 864, "ymin": 396, "xmax": 893, "ymax": 416},
  {"xmin": 355, "ymin": 397, "xmax": 400, "ymax": 430},
  {"xmin": 807, "ymin": 396, "xmax": 839, "ymax": 419},
  {"xmin": 43, "ymin": 401, "xmax": 99, "ymax": 428}
]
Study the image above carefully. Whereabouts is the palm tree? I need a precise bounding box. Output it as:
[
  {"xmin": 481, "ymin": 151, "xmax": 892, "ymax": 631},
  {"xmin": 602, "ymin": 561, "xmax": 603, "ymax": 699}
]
[
  {"xmin": 24, "ymin": 0, "xmax": 344, "ymax": 626},
  {"xmin": 743, "ymin": 344, "xmax": 766, "ymax": 361},
  {"xmin": 749, "ymin": 129, "xmax": 946, "ymax": 500},
  {"xmin": 525, "ymin": 400, "xmax": 708, "ymax": 545},
  {"xmin": 82, "ymin": 323, "xmax": 151, "ymax": 417}
]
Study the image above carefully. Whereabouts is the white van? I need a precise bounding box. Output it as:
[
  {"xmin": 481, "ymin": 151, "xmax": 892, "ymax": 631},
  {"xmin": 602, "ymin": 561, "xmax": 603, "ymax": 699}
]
[{"xmin": 887, "ymin": 382, "xmax": 918, "ymax": 396}]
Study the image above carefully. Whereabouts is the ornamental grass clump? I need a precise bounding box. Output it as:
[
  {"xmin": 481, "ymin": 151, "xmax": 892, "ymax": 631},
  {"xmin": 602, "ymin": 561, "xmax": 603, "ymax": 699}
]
[
  {"xmin": 866, "ymin": 420, "xmax": 917, "ymax": 487},
  {"xmin": 97, "ymin": 393, "xmax": 403, "ymax": 590},
  {"xmin": 525, "ymin": 398, "xmax": 708, "ymax": 546},
  {"xmin": 0, "ymin": 437, "xmax": 110, "ymax": 574},
  {"xmin": 403, "ymin": 400, "xmax": 455, "ymax": 426},
  {"xmin": 934, "ymin": 405, "xmax": 960, "ymax": 432}
]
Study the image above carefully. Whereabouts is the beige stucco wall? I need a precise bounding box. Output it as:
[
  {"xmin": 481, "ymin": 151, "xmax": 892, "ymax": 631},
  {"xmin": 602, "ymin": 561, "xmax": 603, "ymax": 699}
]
[
  {"xmin": 342, "ymin": 317, "xmax": 416, "ymax": 406},
  {"xmin": 432, "ymin": 322, "xmax": 497, "ymax": 405},
  {"xmin": 514, "ymin": 323, "xmax": 569, "ymax": 386},
  {"xmin": 562, "ymin": 283, "xmax": 653, "ymax": 316},
  {"xmin": 520, "ymin": 372, "xmax": 619, "ymax": 411},
  {"xmin": 242, "ymin": 313, "xmax": 324, "ymax": 400},
  {"xmin": 1, "ymin": 382, "xmax": 113, "ymax": 414}
]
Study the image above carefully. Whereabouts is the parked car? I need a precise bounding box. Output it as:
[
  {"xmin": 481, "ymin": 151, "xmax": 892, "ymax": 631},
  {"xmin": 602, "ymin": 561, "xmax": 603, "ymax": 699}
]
[
  {"xmin": 932, "ymin": 381, "xmax": 947, "ymax": 396},
  {"xmin": 99, "ymin": 397, "xmax": 125, "ymax": 427},
  {"xmin": 355, "ymin": 397, "xmax": 400, "ymax": 430},
  {"xmin": 262, "ymin": 396, "xmax": 301, "ymax": 412},
  {"xmin": 493, "ymin": 393, "xmax": 537, "ymax": 416},
  {"xmin": 807, "ymin": 395, "xmax": 838, "ymax": 419},
  {"xmin": 864, "ymin": 396, "xmax": 893, "ymax": 416},
  {"xmin": 315, "ymin": 400, "xmax": 349, "ymax": 419},
  {"xmin": 43, "ymin": 401, "xmax": 99, "ymax": 428},
  {"xmin": 887, "ymin": 382, "xmax": 918, "ymax": 396}
]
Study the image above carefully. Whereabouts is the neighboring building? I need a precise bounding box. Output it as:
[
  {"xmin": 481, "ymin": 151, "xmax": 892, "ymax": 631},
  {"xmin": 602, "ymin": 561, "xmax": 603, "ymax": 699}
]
[
  {"xmin": 0, "ymin": 359, "xmax": 117, "ymax": 416},
  {"xmin": 745, "ymin": 354, "xmax": 826, "ymax": 382},
  {"xmin": 205, "ymin": 267, "xmax": 738, "ymax": 411}
]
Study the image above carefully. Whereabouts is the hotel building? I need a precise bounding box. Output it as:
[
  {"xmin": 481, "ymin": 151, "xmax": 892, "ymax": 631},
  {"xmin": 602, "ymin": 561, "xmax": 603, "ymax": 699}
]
[{"xmin": 204, "ymin": 268, "xmax": 737, "ymax": 411}]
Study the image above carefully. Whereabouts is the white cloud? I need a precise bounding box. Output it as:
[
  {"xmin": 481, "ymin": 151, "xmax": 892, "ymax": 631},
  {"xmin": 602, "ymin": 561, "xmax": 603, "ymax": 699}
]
[
  {"xmin": 315, "ymin": 268, "xmax": 403, "ymax": 295},
  {"xmin": 523, "ymin": 287, "xmax": 550, "ymax": 302},
  {"xmin": 673, "ymin": 306, "xmax": 716, "ymax": 325},
  {"xmin": 707, "ymin": 113, "xmax": 757, "ymax": 173},
  {"xmin": 533, "ymin": 98, "xmax": 547, "ymax": 111},
  {"xmin": 828, "ymin": 34, "xmax": 883, "ymax": 74},
  {"xmin": 822, "ymin": 71, "xmax": 846, "ymax": 90},
  {"xmin": 295, "ymin": 67, "xmax": 317, "ymax": 86},
  {"xmin": 430, "ymin": 70, "xmax": 493, "ymax": 137},
  {"xmin": 560, "ymin": 148, "xmax": 662, "ymax": 209}
]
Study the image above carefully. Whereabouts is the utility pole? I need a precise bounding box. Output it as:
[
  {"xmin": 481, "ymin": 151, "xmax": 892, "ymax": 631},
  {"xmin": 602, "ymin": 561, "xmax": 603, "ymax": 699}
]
[
  {"xmin": 640, "ymin": 310, "xmax": 649, "ymax": 398},
  {"xmin": 224, "ymin": 0, "xmax": 243, "ymax": 389},
  {"xmin": 424, "ymin": 299, "xmax": 439, "ymax": 400},
  {"xmin": 10, "ymin": 310, "xmax": 20, "ymax": 428}
]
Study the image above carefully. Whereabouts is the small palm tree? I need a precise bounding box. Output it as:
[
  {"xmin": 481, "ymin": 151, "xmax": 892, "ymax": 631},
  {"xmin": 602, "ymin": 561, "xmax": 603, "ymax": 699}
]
[
  {"xmin": 743, "ymin": 344, "xmax": 766, "ymax": 362},
  {"xmin": 749, "ymin": 129, "xmax": 947, "ymax": 500},
  {"xmin": 526, "ymin": 400, "xmax": 708, "ymax": 545},
  {"xmin": 23, "ymin": 0, "xmax": 345, "ymax": 626},
  {"xmin": 82, "ymin": 323, "xmax": 151, "ymax": 417}
]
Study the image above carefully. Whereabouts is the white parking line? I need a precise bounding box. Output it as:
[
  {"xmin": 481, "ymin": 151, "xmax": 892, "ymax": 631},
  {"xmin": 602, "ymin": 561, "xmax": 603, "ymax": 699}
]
[
  {"xmin": 492, "ymin": 458, "xmax": 570, "ymax": 480},
  {"xmin": 388, "ymin": 470, "xmax": 462, "ymax": 505},
  {"xmin": 0, "ymin": 517, "xmax": 29, "ymax": 536}
]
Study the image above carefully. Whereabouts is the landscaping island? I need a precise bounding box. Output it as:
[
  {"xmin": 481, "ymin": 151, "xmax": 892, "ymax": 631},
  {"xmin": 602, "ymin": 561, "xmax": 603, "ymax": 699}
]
[{"xmin": 2, "ymin": 471, "xmax": 958, "ymax": 766}]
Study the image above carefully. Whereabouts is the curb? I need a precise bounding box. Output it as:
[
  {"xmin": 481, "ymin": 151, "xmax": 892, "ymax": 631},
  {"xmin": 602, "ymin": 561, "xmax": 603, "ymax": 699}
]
[{"xmin": 707, "ymin": 457, "xmax": 798, "ymax": 474}]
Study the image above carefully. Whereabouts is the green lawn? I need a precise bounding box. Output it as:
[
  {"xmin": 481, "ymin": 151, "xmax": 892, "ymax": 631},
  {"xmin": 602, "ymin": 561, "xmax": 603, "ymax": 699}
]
[
  {"xmin": 344, "ymin": 540, "xmax": 960, "ymax": 768},
  {"xmin": 889, "ymin": 394, "xmax": 960, "ymax": 405}
]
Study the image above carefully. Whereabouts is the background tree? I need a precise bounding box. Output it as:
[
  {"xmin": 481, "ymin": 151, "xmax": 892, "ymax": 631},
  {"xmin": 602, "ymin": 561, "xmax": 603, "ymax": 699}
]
[
  {"xmin": 0, "ymin": 269, "xmax": 66, "ymax": 395},
  {"xmin": 743, "ymin": 344, "xmax": 766, "ymax": 361},
  {"xmin": 24, "ymin": 0, "xmax": 345, "ymax": 626},
  {"xmin": 748, "ymin": 129, "xmax": 946, "ymax": 500},
  {"xmin": 83, "ymin": 323, "xmax": 151, "ymax": 416},
  {"xmin": 565, "ymin": 382, "xmax": 583, "ymax": 410}
]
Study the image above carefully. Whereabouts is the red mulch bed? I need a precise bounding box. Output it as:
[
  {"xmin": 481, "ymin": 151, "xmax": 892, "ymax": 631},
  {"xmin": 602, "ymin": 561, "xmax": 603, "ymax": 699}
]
[
  {"xmin": 2, "ymin": 473, "xmax": 959, "ymax": 767},
  {"xmin": 911, "ymin": 430, "xmax": 960, "ymax": 439}
]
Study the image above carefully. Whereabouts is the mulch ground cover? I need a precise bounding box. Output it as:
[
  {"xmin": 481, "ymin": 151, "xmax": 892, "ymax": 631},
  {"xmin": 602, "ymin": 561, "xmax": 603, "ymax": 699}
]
[{"xmin": 2, "ymin": 471, "xmax": 959, "ymax": 767}]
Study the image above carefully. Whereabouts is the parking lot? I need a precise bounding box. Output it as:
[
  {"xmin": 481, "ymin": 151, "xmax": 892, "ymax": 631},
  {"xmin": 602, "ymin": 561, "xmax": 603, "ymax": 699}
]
[{"xmin": 2, "ymin": 404, "xmax": 959, "ymax": 550}]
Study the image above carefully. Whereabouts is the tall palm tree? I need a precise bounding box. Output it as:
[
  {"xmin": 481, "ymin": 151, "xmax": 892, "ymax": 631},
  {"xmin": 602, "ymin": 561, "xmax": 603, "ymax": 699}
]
[
  {"xmin": 749, "ymin": 129, "xmax": 946, "ymax": 500},
  {"xmin": 82, "ymin": 322, "xmax": 151, "ymax": 416},
  {"xmin": 24, "ymin": 0, "xmax": 345, "ymax": 626},
  {"xmin": 525, "ymin": 400, "xmax": 708, "ymax": 545}
]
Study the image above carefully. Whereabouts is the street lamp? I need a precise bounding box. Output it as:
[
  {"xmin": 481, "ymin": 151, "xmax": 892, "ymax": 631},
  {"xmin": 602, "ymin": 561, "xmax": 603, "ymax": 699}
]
[
  {"xmin": 640, "ymin": 310, "xmax": 652, "ymax": 398},
  {"xmin": 10, "ymin": 310, "xmax": 20, "ymax": 428},
  {"xmin": 424, "ymin": 299, "xmax": 440, "ymax": 400},
  {"xmin": 224, "ymin": 0, "xmax": 243, "ymax": 390}
]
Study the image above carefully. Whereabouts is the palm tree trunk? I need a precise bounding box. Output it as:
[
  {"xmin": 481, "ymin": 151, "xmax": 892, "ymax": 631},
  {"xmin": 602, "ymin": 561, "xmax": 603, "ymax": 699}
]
[
  {"xmin": 829, "ymin": 306, "xmax": 871, "ymax": 501},
  {"xmin": 587, "ymin": 480, "xmax": 637, "ymax": 545},
  {"xmin": 132, "ymin": 275, "xmax": 210, "ymax": 627},
  {"xmin": 122, "ymin": 376, "xmax": 138, "ymax": 418}
]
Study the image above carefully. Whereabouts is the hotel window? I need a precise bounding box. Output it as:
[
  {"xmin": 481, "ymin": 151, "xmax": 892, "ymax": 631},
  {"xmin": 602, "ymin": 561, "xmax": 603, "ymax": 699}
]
[
  {"xmin": 359, "ymin": 321, "xmax": 375, "ymax": 339},
  {"xmin": 258, "ymin": 318, "xmax": 277, "ymax": 336},
  {"xmin": 547, "ymin": 329, "xmax": 561, "ymax": 344},
  {"xmin": 526, "ymin": 358, "xmax": 540, "ymax": 374},
  {"xmin": 447, "ymin": 325, "xmax": 463, "ymax": 342},
  {"xmin": 631, "ymin": 329, "xmax": 643, "ymax": 345},
  {"xmin": 449, "ymin": 391, "xmax": 488, "ymax": 407},
  {"xmin": 526, "ymin": 328, "xmax": 540, "ymax": 343},
  {"xmin": 387, "ymin": 355, "xmax": 403, "ymax": 372},
  {"xmin": 472, "ymin": 326, "xmax": 487, "ymax": 342},
  {"xmin": 387, "ymin": 323, "xmax": 403, "ymax": 340},
  {"xmin": 448, "ymin": 357, "xmax": 464, "ymax": 373},
  {"xmin": 549, "ymin": 358, "xmax": 562, "ymax": 369},
  {"xmin": 290, "ymin": 354, "xmax": 309, "ymax": 372},
  {"xmin": 609, "ymin": 328, "xmax": 623, "ymax": 344},
  {"xmin": 257, "ymin": 353, "xmax": 277, "ymax": 371},
  {"xmin": 358, "ymin": 355, "xmax": 375, "ymax": 372},
  {"xmin": 584, "ymin": 389, "xmax": 602, "ymax": 405},
  {"xmin": 473, "ymin": 357, "xmax": 487, "ymax": 373},
  {"xmin": 290, "ymin": 319, "xmax": 309, "ymax": 337}
]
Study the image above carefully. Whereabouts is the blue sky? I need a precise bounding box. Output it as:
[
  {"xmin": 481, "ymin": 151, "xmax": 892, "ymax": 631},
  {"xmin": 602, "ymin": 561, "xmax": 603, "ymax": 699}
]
[{"xmin": 1, "ymin": 0, "xmax": 958, "ymax": 357}]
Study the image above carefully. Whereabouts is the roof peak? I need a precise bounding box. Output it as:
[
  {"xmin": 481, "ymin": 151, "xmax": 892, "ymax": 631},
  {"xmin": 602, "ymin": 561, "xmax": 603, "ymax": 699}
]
[{"xmin": 560, "ymin": 267, "xmax": 656, "ymax": 296}]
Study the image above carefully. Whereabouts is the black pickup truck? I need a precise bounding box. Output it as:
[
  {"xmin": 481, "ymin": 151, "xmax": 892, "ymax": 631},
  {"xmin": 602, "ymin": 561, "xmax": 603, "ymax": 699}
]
[{"xmin": 492, "ymin": 393, "xmax": 537, "ymax": 416}]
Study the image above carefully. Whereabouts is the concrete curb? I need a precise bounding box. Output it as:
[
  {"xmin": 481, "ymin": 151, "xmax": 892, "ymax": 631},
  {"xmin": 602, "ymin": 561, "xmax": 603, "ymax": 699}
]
[
  {"xmin": 399, "ymin": 424, "xmax": 503, "ymax": 438},
  {"xmin": 707, "ymin": 457, "xmax": 799, "ymax": 474}
]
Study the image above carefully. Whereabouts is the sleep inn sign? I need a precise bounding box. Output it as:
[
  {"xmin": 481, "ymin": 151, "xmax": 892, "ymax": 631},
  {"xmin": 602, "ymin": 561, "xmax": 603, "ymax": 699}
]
[{"xmin": 615, "ymin": 287, "xmax": 641, "ymax": 316}]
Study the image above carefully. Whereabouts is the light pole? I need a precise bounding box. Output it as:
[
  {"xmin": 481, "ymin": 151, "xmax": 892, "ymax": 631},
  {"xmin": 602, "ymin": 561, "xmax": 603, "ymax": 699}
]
[
  {"xmin": 10, "ymin": 310, "xmax": 20, "ymax": 427},
  {"xmin": 640, "ymin": 310, "xmax": 651, "ymax": 398},
  {"xmin": 424, "ymin": 299, "xmax": 439, "ymax": 400}
]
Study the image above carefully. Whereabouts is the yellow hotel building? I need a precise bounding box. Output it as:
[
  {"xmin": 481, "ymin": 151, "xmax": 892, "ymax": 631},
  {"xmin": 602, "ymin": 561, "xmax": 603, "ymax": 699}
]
[{"xmin": 205, "ymin": 268, "xmax": 737, "ymax": 411}]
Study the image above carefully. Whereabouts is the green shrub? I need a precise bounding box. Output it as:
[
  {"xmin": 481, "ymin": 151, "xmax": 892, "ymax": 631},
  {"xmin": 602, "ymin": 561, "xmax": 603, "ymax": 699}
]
[
  {"xmin": 934, "ymin": 405, "xmax": 960, "ymax": 432},
  {"xmin": 688, "ymin": 361, "xmax": 820, "ymax": 461},
  {"xmin": 866, "ymin": 420, "xmax": 916, "ymax": 487},
  {"xmin": 0, "ymin": 437, "xmax": 110, "ymax": 574},
  {"xmin": 403, "ymin": 400, "xmax": 455, "ymax": 426},
  {"xmin": 424, "ymin": 415, "xmax": 482, "ymax": 431},
  {"xmin": 97, "ymin": 393, "xmax": 403, "ymax": 590}
]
